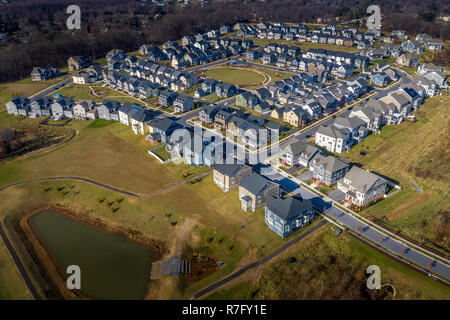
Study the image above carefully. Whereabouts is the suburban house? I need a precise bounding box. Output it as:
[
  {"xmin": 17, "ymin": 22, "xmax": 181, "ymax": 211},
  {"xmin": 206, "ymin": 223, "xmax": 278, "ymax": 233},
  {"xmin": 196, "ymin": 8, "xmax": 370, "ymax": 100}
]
[
  {"xmin": 337, "ymin": 166, "xmax": 387, "ymax": 207},
  {"xmin": 283, "ymin": 108, "xmax": 308, "ymax": 128},
  {"xmin": 159, "ymin": 90, "xmax": 177, "ymax": 107},
  {"xmin": 97, "ymin": 100, "xmax": 121, "ymax": 121},
  {"xmin": 173, "ymin": 95, "xmax": 194, "ymax": 113},
  {"xmin": 147, "ymin": 118, "xmax": 181, "ymax": 143},
  {"xmin": 202, "ymin": 79, "xmax": 218, "ymax": 94},
  {"xmin": 424, "ymin": 39, "xmax": 443, "ymax": 51},
  {"xmin": 6, "ymin": 97, "xmax": 30, "ymax": 116},
  {"xmin": 396, "ymin": 53, "xmax": 419, "ymax": 67},
  {"xmin": 418, "ymin": 63, "xmax": 446, "ymax": 75},
  {"xmin": 73, "ymin": 71, "xmax": 94, "ymax": 84},
  {"xmin": 29, "ymin": 97, "xmax": 53, "ymax": 117},
  {"xmin": 333, "ymin": 116, "xmax": 368, "ymax": 143},
  {"xmin": 401, "ymin": 40, "xmax": 424, "ymax": 54},
  {"xmin": 130, "ymin": 109, "xmax": 156, "ymax": 135},
  {"xmin": 30, "ymin": 67, "xmax": 59, "ymax": 81},
  {"xmin": 309, "ymin": 154, "xmax": 350, "ymax": 186},
  {"xmin": 72, "ymin": 100, "xmax": 96, "ymax": 119},
  {"xmin": 213, "ymin": 164, "xmax": 252, "ymax": 192},
  {"xmin": 279, "ymin": 141, "xmax": 320, "ymax": 167},
  {"xmin": 199, "ymin": 105, "xmax": 220, "ymax": 124},
  {"xmin": 214, "ymin": 110, "xmax": 233, "ymax": 129},
  {"xmin": 216, "ymin": 83, "xmax": 237, "ymax": 98},
  {"xmin": 118, "ymin": 102, "xmax": 145, "ymax": 126},
  {"xmin": 265, "ymin": 196, "xmax": 314, "ymax": 238},
  {"xmin": 235, "ymin": 92, "xmax": 259, "ymax": 109},
  {"xmin": 315, "ymin": 124, "xmax": 352, "ymax": 153},
  {"xmin": 370, "ymin": 72, "xmax": 391, "ymax": 86},
  {"xmin": 50, "ymin": 97, "xmax": 75, "ymax": 118},
  {"xmin": 239, "ymin": 173, "xmax": 279, "ymax": 212},
  {"xmin": 67, "ymin": 56, "xmax": 91, "ymax": 70}
]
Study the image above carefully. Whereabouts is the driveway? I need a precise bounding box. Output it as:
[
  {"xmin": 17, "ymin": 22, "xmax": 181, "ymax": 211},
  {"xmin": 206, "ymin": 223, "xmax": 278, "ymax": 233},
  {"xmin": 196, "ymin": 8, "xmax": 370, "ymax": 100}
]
[
  {"xmin": 297, "ymin": 170, "xmax": 313, "ymax": 182},
  {"xmin": 328, "ymin": 189, "xmax": 346, "ymax": 202}
]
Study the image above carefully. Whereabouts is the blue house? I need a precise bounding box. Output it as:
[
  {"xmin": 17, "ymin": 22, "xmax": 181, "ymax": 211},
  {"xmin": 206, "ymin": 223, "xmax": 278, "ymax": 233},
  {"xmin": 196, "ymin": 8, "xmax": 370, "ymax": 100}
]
[
  {"xmin": 265, "ymin": 196, "xmax": 315, "ymax": 238},
  {"xmin": 370, "ymin": 72, "xmax": 390, "ymax": 86}
]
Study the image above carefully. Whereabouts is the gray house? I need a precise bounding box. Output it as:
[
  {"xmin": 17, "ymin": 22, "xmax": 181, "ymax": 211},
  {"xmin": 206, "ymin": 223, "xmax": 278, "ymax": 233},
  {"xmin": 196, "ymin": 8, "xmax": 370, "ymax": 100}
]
[
  {"xmin": 50, "ymin": 97, "xmax": 75, "ymax": 118},
  {"xmin": 97, "ymin": 100, "xmax": 121, "ymax": 121},
  {"xmin": 309, "ymin": 154, "xmax": 350, "ymax": 186},
  {"xmin": 199, "ymin": 105, "xmax": 220, "ymax": 124},
  {"xmin": 279, "ymin": 141, "xmax": 320, "ymax": 167},
  {"xmin": 239, "ymin": 173, "xmax": 279, "ymax": 212},
  {"xmin": 6, "ymin": 97, "xmax": 30, "ymax": 116},
  {"xmin": 265, "ymin": 196, "xmax": 315, "ymax": 238},
  {"xmin": 29, "ymin": 97, "xmax": 53, "ymax": 117},
  {"xmin": 173, "ymin": 95, "xmax": 194, "ymax": 113}
]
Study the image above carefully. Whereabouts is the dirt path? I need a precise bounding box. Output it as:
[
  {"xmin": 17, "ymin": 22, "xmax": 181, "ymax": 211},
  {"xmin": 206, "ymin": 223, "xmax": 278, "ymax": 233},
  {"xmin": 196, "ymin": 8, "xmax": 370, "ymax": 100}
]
[{"xmin": 173, "ymin": 217, "xmax": 198, "ymax": 256}]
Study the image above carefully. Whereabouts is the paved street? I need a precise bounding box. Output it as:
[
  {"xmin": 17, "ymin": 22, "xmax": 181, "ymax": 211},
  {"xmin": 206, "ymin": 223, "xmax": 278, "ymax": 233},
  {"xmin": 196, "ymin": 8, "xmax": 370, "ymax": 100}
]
[{"xmin": 258, "ymin": 165, "xmax": 450, "ymax": 282}]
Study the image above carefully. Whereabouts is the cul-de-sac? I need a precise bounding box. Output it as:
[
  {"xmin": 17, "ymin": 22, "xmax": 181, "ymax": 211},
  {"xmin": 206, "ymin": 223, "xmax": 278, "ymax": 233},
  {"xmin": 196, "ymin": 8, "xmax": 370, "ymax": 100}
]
[{"xmin": 0, "ymin": 0, "xmax": 449, "ymax": 301}]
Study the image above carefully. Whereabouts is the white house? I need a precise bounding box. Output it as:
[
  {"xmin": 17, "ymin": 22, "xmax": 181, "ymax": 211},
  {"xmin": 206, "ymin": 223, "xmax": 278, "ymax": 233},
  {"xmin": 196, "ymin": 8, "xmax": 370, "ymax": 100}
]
[{"xmin": 315, "ymin": 124, "xmax": 352, "ymax": 153}]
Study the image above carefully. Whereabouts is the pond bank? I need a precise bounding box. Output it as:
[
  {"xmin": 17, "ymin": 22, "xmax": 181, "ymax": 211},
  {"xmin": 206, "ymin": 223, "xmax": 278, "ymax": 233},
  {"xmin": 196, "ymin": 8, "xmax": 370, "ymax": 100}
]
[{"xmin": 12, "ymin": 203, "xmax": 169, "ymax": 299}]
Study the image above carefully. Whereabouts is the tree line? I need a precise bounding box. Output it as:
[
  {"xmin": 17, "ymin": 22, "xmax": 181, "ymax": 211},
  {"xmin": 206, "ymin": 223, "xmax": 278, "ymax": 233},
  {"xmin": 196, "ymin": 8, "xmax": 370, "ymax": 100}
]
[{"xmin": 0, "ymin": 0, "xmax": 448, "ymax": 83}]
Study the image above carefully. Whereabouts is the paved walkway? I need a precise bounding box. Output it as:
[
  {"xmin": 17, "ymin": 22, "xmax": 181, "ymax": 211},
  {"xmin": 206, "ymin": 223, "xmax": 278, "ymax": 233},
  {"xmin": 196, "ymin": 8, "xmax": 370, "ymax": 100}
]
[
  {"xmin": 0, "ymin": 221, "xmax": 42, "ymax": 300},
  {"xmin": 0, "ymin": 171, "xmax": 212, "ymax": 199}
]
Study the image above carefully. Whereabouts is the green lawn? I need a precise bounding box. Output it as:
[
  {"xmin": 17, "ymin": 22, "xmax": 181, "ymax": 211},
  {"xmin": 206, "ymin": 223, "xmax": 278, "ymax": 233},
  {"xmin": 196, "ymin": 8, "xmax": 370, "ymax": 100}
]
[
  {"xmin": 50, "ymin": 84, "xmax": 143, "ymax": 105},
  {"xmin": 203, "ymin": 67, "xmax": 266, "ymax": 87},
  {"xmin": 0, "ymin": 73, "xmax": 72, "ymax": 109}
]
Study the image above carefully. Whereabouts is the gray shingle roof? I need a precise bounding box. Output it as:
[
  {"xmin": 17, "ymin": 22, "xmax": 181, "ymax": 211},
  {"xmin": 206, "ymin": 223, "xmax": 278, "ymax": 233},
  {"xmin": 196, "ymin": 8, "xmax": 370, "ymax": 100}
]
[
  {"xmin": 214, "ymin": 164, "xmax": 250, "ymax": 177},
  {"xmin": 239, "ymin": 173, "xmax": 277, "ymax": 195},
  {"xmin": 266, "ymin": 196, "xmax": 313, "ymax": 220},
  {"xmin": 342, "ymin": 166, "xmax": 385, "ymax": 193},
  {"xmin": 311, "ymin": 154, "xmax": 349, "ymax": 173},
  {"xmin": 316, "ymin": 125, "xmax": 350, "ymax": 140}
]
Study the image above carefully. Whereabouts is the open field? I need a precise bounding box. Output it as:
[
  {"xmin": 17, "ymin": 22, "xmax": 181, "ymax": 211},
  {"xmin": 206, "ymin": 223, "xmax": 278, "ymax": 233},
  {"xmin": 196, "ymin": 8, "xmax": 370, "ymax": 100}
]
[
  {"xmin": 203, "ymin": 67, "xmax": 266, "ymax": 88},
  {"xmin": 0, "ymin": 117, "xmax": 178, "ymax": 193},
  {"xmin": 206, "ymin": 228, "xmax": 450, "ymax": 300},
  {"xmin": 49, "ymin": 84, "xmax": 144, "ymax": 105},
  {"xmin": 0, "ymin": 74, "xmax": 72, "ymax": 109},
  {"xmin": 251, "ymin": 66, "xmax": 296, "ymax": 84},
  {"xmin": 339, "ymin": 95, "xmax": 450, "ymax": 253}
]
